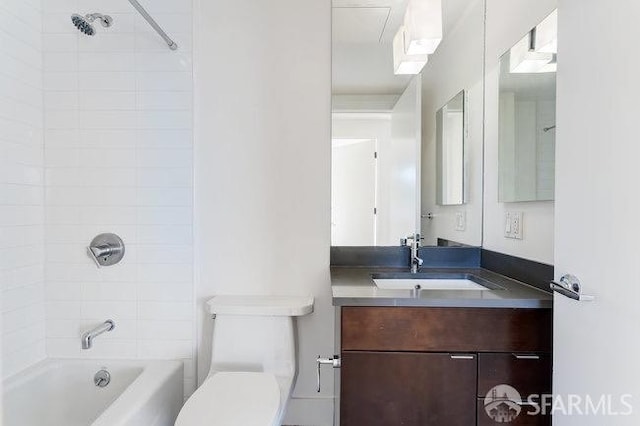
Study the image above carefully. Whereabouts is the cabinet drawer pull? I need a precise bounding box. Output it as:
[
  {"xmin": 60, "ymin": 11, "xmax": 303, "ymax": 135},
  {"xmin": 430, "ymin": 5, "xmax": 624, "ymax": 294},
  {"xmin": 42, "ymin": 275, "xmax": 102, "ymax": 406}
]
[
  {"xmin": 513, "ymin": 354, "xmax": 541, "ymax": 360},
  {"xmin": 450, "ymin": 355, "xmax": 475, "ymax": 360}
]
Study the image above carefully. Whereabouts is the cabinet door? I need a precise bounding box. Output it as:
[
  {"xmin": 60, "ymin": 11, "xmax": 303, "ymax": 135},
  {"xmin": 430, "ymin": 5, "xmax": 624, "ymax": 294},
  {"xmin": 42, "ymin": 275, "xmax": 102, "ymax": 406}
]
[
  {"xmin": 478, "ymin": 353, "xmax": 552, "ymax": 425},
  {"xmin": 477, "ymin": 399, "xmax": 551, "ymax": 426},
  {"xmin": 341, "ymin": 351, "xmax": 477, "ymax": 426}
]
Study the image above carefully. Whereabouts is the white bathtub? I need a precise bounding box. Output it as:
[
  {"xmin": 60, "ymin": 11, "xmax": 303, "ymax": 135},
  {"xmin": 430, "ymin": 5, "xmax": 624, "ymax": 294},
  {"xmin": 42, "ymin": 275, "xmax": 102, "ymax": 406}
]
[{"xmin": 2, "ymin": 359, "xmax": 183, "ymax": 426}]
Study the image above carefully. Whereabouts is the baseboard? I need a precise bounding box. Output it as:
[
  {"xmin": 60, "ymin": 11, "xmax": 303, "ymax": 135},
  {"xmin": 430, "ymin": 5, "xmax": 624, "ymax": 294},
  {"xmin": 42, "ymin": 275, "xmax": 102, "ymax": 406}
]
[{"xmin": 282, "ymin": 396, "xmax": 335, "ymax": 426}]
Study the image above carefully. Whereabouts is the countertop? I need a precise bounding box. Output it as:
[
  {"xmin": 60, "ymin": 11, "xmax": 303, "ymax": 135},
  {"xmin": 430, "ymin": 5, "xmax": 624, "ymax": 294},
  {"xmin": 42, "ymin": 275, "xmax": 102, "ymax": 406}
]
[{"xmin": 331, "ymin": 267, "xmax": 553, "ymax": 309}]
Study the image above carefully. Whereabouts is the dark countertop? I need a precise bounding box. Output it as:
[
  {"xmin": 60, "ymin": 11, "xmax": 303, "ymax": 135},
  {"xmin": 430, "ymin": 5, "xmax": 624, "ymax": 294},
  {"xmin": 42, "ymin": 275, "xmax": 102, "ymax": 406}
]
[{"xmin": 331, "ymin": 267, "xmax": 553, "ymax": 309}]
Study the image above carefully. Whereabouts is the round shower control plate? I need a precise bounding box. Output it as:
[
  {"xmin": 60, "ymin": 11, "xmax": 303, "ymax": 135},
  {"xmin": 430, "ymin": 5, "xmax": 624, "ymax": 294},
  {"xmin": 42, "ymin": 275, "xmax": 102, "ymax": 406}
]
[{"xmin": 89, "ymin": 233, "xmax": 125, "ymax": 267}]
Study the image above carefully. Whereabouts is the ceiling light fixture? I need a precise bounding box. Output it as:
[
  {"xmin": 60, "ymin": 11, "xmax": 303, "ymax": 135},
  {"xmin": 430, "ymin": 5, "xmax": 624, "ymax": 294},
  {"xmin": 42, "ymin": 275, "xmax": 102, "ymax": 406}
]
[
  {"xmin": 403, "ymin": 0, "xmax": 443, "ymax": 55},
  {"xmin": 393, "ymin": 26, "xmax": 429, "ymax": 75}
]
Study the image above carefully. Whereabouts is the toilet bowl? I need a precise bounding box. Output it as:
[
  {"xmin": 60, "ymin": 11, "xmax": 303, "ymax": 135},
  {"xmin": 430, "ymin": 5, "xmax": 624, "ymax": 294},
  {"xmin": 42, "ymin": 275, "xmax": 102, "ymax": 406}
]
[{"xmin": 175, "ymin": 295, "xmax": 314, "ymax": 426}]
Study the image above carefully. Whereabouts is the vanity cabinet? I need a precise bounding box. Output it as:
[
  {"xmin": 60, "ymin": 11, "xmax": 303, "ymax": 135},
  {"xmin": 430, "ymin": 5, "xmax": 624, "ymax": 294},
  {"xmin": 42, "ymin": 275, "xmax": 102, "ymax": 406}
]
[{"xmin": 340, "ymin": 307, "xmax": 552, "ymax": 426}]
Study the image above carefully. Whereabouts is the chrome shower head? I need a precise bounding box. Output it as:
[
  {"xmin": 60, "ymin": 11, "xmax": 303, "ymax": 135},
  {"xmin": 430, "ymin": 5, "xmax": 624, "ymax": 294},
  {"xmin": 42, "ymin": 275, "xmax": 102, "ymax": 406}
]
[{"xmin": 71, "ymin": 13, "xmax": 113, "ymax": 36}]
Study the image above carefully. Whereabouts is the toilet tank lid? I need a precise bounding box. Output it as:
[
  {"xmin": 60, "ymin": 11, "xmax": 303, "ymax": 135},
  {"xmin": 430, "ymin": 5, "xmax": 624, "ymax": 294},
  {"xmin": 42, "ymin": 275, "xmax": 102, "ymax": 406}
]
[{"xmin": 207, "ymin": 295, "xmax": 314, "ymax": 316}]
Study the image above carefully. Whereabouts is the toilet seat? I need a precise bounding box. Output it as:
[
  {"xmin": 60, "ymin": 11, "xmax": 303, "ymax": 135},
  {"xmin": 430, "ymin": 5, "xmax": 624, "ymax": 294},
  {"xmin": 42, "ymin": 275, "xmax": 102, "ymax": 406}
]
[{"xmin": 175, "ymin": 372, "xmax": 281, "ymax": 426}]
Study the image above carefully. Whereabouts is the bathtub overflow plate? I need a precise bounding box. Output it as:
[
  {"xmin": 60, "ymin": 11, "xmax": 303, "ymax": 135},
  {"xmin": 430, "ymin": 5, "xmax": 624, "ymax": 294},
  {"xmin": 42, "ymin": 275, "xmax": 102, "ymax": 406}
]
[{"xmin": 94, "ymin": 369, "xmax": 111, "ymax": 388}]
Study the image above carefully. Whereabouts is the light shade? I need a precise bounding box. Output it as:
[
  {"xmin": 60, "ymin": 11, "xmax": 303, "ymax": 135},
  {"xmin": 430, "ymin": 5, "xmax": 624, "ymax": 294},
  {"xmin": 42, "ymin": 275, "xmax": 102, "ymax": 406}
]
[
  {"xmin": 534, "ymin": 10, "xmax": 558, "ymax": 54},
  {"xmin": 393, "ymin": 26, "xmax": 428, "ymax": 75},
  {"xmin": 403, "ymin": 0, "xmax": 443, "ymax": 55},
  {"xmin": 509, "ymin": 31, "xmax": 555, "ymax": 73}
]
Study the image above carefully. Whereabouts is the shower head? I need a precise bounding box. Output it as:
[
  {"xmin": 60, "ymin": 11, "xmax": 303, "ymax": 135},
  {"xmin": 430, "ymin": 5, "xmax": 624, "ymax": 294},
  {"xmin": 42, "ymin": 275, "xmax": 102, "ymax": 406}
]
[{"xmin": 71, "ymin": 13, "xmax": 113, "ymax": 36}]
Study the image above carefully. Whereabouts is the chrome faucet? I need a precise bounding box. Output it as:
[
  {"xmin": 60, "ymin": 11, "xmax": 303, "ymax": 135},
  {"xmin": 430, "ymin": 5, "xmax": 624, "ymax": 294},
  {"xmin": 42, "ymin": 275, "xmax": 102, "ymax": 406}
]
[
  {"xmin": 81, "ymin": 320, "xmax": 115, "ymax": 349},
  {"xmin": 401, "ymin": 233, "xmax": 424, "ymax": 274}
]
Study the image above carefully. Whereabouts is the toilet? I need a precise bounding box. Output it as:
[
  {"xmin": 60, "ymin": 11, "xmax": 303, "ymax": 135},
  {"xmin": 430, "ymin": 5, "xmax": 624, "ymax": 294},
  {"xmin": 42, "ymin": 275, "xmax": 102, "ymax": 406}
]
[{"xmin": 175, "ymin": 295, "xmax": 314, "ymax": 426}]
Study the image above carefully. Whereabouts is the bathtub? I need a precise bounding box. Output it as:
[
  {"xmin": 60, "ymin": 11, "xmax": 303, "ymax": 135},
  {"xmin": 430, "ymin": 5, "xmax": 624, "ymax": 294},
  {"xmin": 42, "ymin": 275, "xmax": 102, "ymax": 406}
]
[{"xmin": 2, "ymin": 359, "xmax": 183, "ymax": 426}]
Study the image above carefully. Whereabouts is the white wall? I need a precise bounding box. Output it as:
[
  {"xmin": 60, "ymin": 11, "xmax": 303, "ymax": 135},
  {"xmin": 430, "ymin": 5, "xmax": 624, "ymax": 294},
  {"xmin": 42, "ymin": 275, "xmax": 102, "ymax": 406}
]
[
  {"xmin": 483, "ymin": 0, "xmax": 556, "ymax": 264},
  {"xmin": 420, "ymin": 0, "xmax": 484, "ymax": 247},
  {"xmin": 41, "ymin": 0, "xmax": 195, "ymax": 397},
  {"xmin": 0, "ymin": 0, "xmax": 46, "ymax": 379},
  {"xmin": 193, "ymin": 0, "xmax": 333, "ymax": 424}
]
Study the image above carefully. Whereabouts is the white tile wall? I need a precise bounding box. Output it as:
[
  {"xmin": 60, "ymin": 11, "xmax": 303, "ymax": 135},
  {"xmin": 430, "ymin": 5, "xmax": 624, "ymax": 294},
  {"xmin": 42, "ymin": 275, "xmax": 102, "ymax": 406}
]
[
  {"xmin": 0, "ymin": 0, "xmax": 47, "ymax": 378},
  {"xmin": 42, "ymin": 0, "xmax": 195, "ymax": 397}
]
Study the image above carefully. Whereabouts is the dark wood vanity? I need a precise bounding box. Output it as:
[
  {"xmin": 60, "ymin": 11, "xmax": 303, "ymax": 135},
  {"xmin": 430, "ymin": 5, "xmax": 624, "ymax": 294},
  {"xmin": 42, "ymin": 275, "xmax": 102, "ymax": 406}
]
[{"xmin": 340, "ymin": 306, "xmax": 553, "ymax": 425}]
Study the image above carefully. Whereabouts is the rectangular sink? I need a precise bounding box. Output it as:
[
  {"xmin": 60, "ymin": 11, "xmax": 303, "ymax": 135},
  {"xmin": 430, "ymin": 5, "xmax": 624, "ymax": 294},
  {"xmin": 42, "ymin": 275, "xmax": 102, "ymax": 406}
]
[{"xmin": 373, "ymin": 278, "xmax": 489, "ymax": 290}]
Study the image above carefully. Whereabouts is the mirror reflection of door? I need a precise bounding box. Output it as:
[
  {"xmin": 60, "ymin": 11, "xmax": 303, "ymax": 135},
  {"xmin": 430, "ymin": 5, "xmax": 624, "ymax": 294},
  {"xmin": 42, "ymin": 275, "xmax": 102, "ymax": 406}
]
[
  {"xmin": 331, "ymin": 138, "xmax": 377, "ymax": 245},
  {"xmin": 436, "ymin": 91, "xmax": 465, "ymax": 206},
  {"xmin": 331, "ymin": 77, "xmax": 420, "ymax": 246},
  {"xmin": 332, "ymin": 1, "xmax": 423, "ymax": 247}
]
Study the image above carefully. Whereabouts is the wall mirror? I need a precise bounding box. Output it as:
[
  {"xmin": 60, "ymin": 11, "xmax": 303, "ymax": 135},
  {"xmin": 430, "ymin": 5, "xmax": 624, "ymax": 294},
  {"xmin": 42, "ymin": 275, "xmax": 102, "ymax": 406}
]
[
  {"xmin": 331, "ymin": 1, "xmax": 420, "ymax": 246},
  {"xmin": 331, "ymin": 0, "xmax": 485, "ymax": 248},
  {"xmin": 419, "ymin": 0, "xmax": 485, "ymax": 247},
  {"xmin": 498, "ymin": 10, "xmax": 557, "ymax": 203},
  {"xmin": 482, "ymin": 1, "xmax": 556, "ymax": 265},
  {"xmin": 436, "ymin": 90, "xmax": 465, "ymax": 206}
]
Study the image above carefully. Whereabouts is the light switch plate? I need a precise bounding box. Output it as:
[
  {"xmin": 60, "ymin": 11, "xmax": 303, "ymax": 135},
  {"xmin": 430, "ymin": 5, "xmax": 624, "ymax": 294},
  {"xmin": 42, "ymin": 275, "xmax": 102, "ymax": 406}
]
[
  {"xmin": 504, "ymin": 212, "xmax": 512, "ymax": 237},
  {"xmin": 455, "ymin": 211, "xmax": 466, "ymax": 231},
  {"xmin": 504, "ymin": 211, "xmax": 523, "ymax": 239}
]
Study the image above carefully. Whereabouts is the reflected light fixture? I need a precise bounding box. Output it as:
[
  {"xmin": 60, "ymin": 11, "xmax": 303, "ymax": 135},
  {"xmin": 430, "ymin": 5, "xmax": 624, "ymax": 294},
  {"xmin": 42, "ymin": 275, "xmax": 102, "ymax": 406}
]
[
  {"xmin": 393, "ymin": 25, "xmax": 429, "ymax": 75},
  {"xmin": 534, "ymin": 10, "xmax": 558, "ymax": 54},
  {"xmin": 403, "ymin": 0, "xmax": 443, "ymax": 55},
  {"xmin": 510, "ymin": 9, "xmax": 557, "ymax": 73}
]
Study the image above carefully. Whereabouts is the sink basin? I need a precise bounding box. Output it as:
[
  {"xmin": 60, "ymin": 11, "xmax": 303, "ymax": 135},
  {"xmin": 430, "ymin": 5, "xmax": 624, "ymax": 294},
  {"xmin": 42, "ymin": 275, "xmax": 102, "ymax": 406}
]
[{"xmin": 373, "ymin": 278, "xmax": 489, "ymax": 290}]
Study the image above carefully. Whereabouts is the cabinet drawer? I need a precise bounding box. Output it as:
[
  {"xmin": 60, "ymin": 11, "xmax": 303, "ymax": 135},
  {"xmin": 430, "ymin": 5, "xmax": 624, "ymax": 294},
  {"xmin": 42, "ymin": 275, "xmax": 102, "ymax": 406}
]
[
  {"xmin": 477, "ymin": 398, "xmax": 551, "ymax": 425},
  {"xmin": 478, "ymin": 353, "xmax": 552, "ymax": 397},
  {"xmin": 341, "ymin": 307, "xmax": 552, "ymax": 352},
  {"xmin": 341, "ymin": 351, "xmax": 477, "ymax": 426}
]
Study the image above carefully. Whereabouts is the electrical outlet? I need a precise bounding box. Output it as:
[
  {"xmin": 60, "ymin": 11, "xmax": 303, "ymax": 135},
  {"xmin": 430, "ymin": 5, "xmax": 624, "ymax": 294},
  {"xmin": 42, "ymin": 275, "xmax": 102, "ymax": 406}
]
[
  {"xmin": 504, "ymin": 211, "xmax": 524, "ymax": 239},
  {"xmin": 511, "ymin": 211, "xmax": 523, "ymax": 239},
  {"xmin": 455, "ymin": 211, "xmax": 466, "ymax": 231}
]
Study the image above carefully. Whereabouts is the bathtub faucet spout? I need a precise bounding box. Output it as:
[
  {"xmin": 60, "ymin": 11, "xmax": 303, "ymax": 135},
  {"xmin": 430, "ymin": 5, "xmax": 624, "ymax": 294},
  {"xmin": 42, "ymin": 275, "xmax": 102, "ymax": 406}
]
[{"xmin": 82, "ymin": 320, "xmax": 115, "ymax": 350}]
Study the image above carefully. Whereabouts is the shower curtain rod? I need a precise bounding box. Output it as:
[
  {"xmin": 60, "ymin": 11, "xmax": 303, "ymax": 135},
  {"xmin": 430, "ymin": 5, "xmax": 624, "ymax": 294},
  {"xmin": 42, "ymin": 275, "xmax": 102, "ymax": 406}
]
[{"xmin": 128, "ymin": 0, "xmax": 178, "ymax": 50}]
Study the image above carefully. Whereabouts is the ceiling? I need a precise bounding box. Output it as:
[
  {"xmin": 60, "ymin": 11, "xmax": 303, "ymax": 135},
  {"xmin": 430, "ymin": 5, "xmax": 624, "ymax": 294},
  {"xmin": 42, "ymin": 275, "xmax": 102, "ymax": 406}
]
[{"xmin": 332, "ymin": 0, "xmax": 477, "ymax": 96}]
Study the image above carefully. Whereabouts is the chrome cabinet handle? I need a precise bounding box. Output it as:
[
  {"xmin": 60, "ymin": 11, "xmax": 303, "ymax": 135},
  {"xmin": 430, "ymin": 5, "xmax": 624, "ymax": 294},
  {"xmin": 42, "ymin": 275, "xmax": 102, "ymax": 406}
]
[
  {"xmin": 450, "ymin": 354, "xmax": 475, "ymax": 360},
  {"xmin": 513, "ymin": 354, "xmax": 541, "ymax": 360}
]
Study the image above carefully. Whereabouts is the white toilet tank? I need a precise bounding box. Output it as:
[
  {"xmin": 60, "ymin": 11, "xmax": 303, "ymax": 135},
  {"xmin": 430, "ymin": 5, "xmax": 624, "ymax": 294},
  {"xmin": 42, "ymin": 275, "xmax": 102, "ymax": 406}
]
[{"xmin": 206, "ymin": 296, "xmax": 314, "ymax": 380}]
